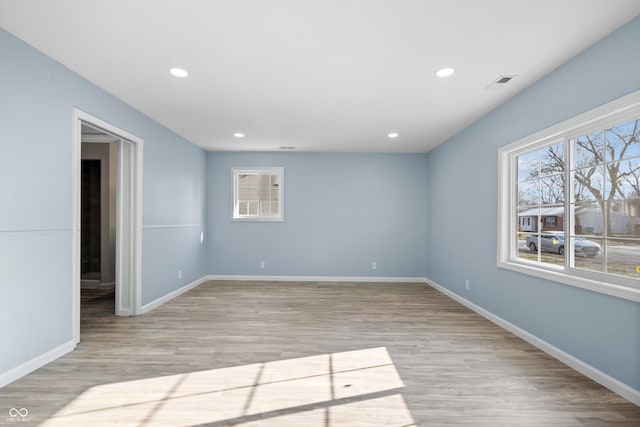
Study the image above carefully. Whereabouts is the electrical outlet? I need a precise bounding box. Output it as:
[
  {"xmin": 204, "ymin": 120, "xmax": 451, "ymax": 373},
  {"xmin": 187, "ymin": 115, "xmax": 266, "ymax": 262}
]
[
  {"xmin": 465, "ymin": 279, "xmax": 470, "ymax": 290},
  {"xmin": 372, "ymin": 262, "xmax": 377, "ymax": 270},
  {"xmin": 178, "ymin": 270, "xmax": 182, "ymax": 280},
  {"xmin": 260, "ymin": 261, "xmax": 265, "ymax": 269}
]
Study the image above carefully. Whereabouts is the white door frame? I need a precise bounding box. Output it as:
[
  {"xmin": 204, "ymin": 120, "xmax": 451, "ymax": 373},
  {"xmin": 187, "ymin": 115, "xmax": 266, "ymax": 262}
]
[{"xmin": 72, "ymin": 109, "xmax": 144, "ymax": 343}]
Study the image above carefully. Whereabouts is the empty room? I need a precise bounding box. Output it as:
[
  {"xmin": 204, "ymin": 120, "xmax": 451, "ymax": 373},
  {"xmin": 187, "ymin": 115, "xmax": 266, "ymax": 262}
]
[{"xmin": 1, "ymin": 1, "xmax": 639, "ymax": 425}]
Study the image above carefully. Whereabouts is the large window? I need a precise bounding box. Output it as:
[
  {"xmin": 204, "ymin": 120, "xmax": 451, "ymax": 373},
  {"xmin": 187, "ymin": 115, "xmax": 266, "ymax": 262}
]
[
  {"xmin": 232, "ymin": 167, "xmax": 284, "ymax": 221},
  {"xmin": 498, "ymin": 91, "xmax": 640, "ymax": 302}
]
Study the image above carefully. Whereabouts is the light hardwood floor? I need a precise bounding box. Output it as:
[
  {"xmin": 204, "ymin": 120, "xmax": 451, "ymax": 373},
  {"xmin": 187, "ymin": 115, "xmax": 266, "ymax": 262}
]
[{"xmin": 0, "ymin": 281, "xmax": 638, "ymax": 426}]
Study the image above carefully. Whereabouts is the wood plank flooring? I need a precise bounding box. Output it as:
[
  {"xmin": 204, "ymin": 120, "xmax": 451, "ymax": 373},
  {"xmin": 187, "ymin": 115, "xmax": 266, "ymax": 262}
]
[{"xmin": 0, "ymin": 281, "xmax": 638, "ymax": 426}]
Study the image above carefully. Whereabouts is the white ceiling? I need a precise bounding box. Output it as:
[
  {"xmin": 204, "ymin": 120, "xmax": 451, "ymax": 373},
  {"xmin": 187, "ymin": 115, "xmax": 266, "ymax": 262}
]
[{"xmin": 1, "ymin": 1, "xmax": 639, "ymax": 153}]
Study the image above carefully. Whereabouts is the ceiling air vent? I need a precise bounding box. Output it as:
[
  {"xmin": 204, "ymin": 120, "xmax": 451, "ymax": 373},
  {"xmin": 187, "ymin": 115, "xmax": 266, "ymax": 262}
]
[
  {"xmin": 279, "ymin": 146, "xmax": 296, "ymax": 150},
  {"xmin": 486, "ymin": 75, "xmax": 517, "ymax": 90}
]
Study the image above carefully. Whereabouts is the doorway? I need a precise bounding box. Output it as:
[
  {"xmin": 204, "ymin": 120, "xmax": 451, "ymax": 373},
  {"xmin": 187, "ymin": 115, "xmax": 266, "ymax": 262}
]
[
  {"xmin": 80, "ymin": 129, "xmax": 118, "ymax": 327},
  {"xmin": 72, "ymin": 109, "xmax": 144, "ymax": 344},
  {"xmin": 81, "ymin": 136, "xmax": 117, "ymax": 287}
]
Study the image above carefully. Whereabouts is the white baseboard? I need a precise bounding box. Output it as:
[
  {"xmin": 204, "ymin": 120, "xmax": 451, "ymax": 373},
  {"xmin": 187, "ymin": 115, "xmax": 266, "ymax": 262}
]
[
  {"xmin": 424, "ymin": 278, "xmax": 640, "ymax": 407},
  {"xmin": 206, "ymin": 274, "xmax": 427, "ymax": 283},
  {"xmin": 0, "ymin": 340, "xmax": 76, "ymax": 389},
  {"xmin": 140, "ymin": 276, "xmax": 210, "ymax": 314}
]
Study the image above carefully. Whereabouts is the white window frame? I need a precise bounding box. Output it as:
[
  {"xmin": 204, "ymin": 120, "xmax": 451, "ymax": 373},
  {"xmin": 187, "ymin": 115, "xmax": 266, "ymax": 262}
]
[
  {"xmin": 232, "ymin": 167, "xmax": 284, "ymax": 221},
  {"xmin": 498, "ymin": 90, "xmax": 640, "ymax": 302}
]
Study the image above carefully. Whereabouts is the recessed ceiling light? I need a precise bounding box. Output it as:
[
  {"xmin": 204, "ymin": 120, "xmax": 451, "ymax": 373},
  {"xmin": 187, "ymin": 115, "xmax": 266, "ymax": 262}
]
[
  {"xmin": 234, "ymin": 132, "xmax": 245, "ymax": 138},
  {"xmin": 169, "ymin": 68, "xmax": 188, "ymax": 78},
  {"xmin": 436, "ymin": 67, "xmax": 455, "ymax": 78},
  {"xmin": 388, "ymin": 132, "xmax": 399, "ymax": 139}
]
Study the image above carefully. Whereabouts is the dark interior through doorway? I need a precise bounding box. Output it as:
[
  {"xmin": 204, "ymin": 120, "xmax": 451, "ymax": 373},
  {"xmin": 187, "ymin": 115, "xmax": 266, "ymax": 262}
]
[
  {"xmin": 81, "ymin": 159, "xmax": 101, "ymax": 281},
  {"xmin": 80, "ymin": 128, "xmax": 118, "ymax": 318}
]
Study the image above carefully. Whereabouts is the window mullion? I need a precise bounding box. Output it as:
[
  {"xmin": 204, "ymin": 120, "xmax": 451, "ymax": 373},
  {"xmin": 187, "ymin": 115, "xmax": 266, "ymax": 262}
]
[
  {"xmin": 510, "ymin": 154, "xmax": 519, "ymax": 260},
  {"xmin": 566, "ymin": 138, "xmax": 574, "ymax": 269},
  {"xmin": 602, "ymin": 129, "xmax": 609, "ymax": 275},
  {"xmin": 257, "ymin": 173, "xmax": 262, "ymax": 216},
  {"xmin": 537, "ymin": 155, "xmax": 542, "ymax": 263},
  {"xmin": 234, "ymin": 172, "xmax": 239, "ymax": 217}
]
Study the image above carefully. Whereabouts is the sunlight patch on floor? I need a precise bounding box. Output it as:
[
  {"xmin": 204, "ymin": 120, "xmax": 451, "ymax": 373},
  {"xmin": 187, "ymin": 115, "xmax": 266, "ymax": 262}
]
[
  {"xmin": 42, "ymin": 347, "xmax": 414, "ymax": 426},
  {"xmin": 239, "ymin": 394, "xmax": 416, "ymax": 426}
]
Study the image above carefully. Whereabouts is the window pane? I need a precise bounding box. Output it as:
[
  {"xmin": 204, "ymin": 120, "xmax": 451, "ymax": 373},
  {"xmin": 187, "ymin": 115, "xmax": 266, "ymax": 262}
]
[
  {"xmin": 572, "ymin": 236, "xmax": 601, "ymax": 258},
  {"xmin": 540, "ymin": 175, "xmax": 564, "ymax": 204},
  {"xmin": 538, "ymin": 205, "xmax": 563, "ymax": 231},
  {"xmin": 539, "ymin": 143, "xmax": 564, "ymax": 176},
  {"xmin": 518, "ymin": 231, "xmax": 538, "ymax": 261},
  {"xmin": 238, "ymin": 187, "xmax": 258, "ymax": 200},
  {"xmin": 574, "ymin": 202, "xmax": 603, "ymax": 236},
  {"xmin": 518, "ymin": 206, "xmax": 538, "ymax": 231},
  {"xmin": 238, "ymin": 174, "xmax": 259, "ymax": 189},
  {"xmin": 271, "ymin": 202, "xmax": 279, "ymax": 215},
  {"xmin": 245, "ymin": 174, "xmax": 259, "ymax": 187},
  {"xmin": 574, "ymin": 165, "xmax": 604, "ymax": 203},
  {"xmin": 606, "ymin": 119, "xmax": 640, "ymax": 162},
  {"xmin": 607, "ymin": 158, "xmax": 640, "ymax": 201},
  {"xmin": 516, "ymin": 144, "xmax": 566, "ymax": 269},
  {"xmin": 248, "ymin": 201, "xmax": 258, "ymax": 215},
  {"xmin": 518, "ymin": 181, "xmax": 539, "ymax": 206},
  {"xmin": 605, "ymin": 239, "xmax": 640, "ymax": 279},
  {"xmin": 539, "ymin": 231, "xmax": 565, "ymax": 265},
  {"xmin": 238, "ymin": 202, "xmax": 248, "ymax": 215},
  {"xmin": 574, "ymin": 130, "xmax": 604, "ymax": 168},
  {"xmin": 519, "ymin": 229, "xmax": 565, "ymax": 266},
  {"xmin": 518, "ymin": 151, "xmax": 539, "ymax": 181},
  {"xmin": 608, "ymin": 199, "xmax": 640, "ymax": 238},
  {"xmin": 572, "ymin": 237, "xmax": 603, "ymax": 273},
  {"xmin": 261, "ymin": 174, "xmax": 272, "ymax": 188},
  {"xmin": 260, "ymin": 200, "xmax": 271, "ymax": 215}
]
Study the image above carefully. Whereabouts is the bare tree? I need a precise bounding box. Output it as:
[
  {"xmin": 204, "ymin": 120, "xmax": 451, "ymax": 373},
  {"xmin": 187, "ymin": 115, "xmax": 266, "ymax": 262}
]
[
  {"xmin": 573, "ymin": 119, "xmax": 639, "ymax": 235},
  {"xmin": 526, "ymin": 119, "xmax": 639, "ymax": 236},
  {"xmin": 539, "ymin": 144, "xmax": 565, "ymax": 205}
]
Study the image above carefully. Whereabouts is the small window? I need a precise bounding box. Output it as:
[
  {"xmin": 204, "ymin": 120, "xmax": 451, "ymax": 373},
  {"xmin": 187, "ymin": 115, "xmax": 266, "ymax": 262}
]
[
  {"xmin": 545, "ymin": 216, "xmax": 557, "ymax": 227},
  {"xmin": 232, "ymin": 167, "xmax": 284, "ymax": 221}
]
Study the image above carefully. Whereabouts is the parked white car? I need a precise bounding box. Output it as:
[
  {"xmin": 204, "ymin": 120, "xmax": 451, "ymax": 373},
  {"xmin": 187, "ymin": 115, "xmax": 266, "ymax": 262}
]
[{"xmin": 526, "ymin": 232, "xmax": 600, "ymax": 257}]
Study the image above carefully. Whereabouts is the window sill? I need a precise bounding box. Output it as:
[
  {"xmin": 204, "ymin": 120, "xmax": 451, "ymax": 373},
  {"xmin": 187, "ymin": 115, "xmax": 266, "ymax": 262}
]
[
  {"xmin": 497, "ymin": 259, "xmax": 640, "ymax": 302},
  {"xmin": 231, "ymin": 217, "xmax": 284, "ymax": 222}
]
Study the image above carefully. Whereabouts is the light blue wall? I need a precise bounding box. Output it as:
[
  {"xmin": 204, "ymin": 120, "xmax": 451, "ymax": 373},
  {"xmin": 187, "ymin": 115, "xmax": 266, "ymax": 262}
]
[
  {"xmin": 0, "ymin": 28, "xmax": 207, "ymax": 376},
  {"xmin": 426, "ymin": 17, "xmax": 640, "ymax": 391},
  {"xmin": 142, "ymin": 127, "xmax": 208, "ymax": 304},
  {"xmin": 208, "ymin": 152, "xmax": 428, "ymax": 278}
]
